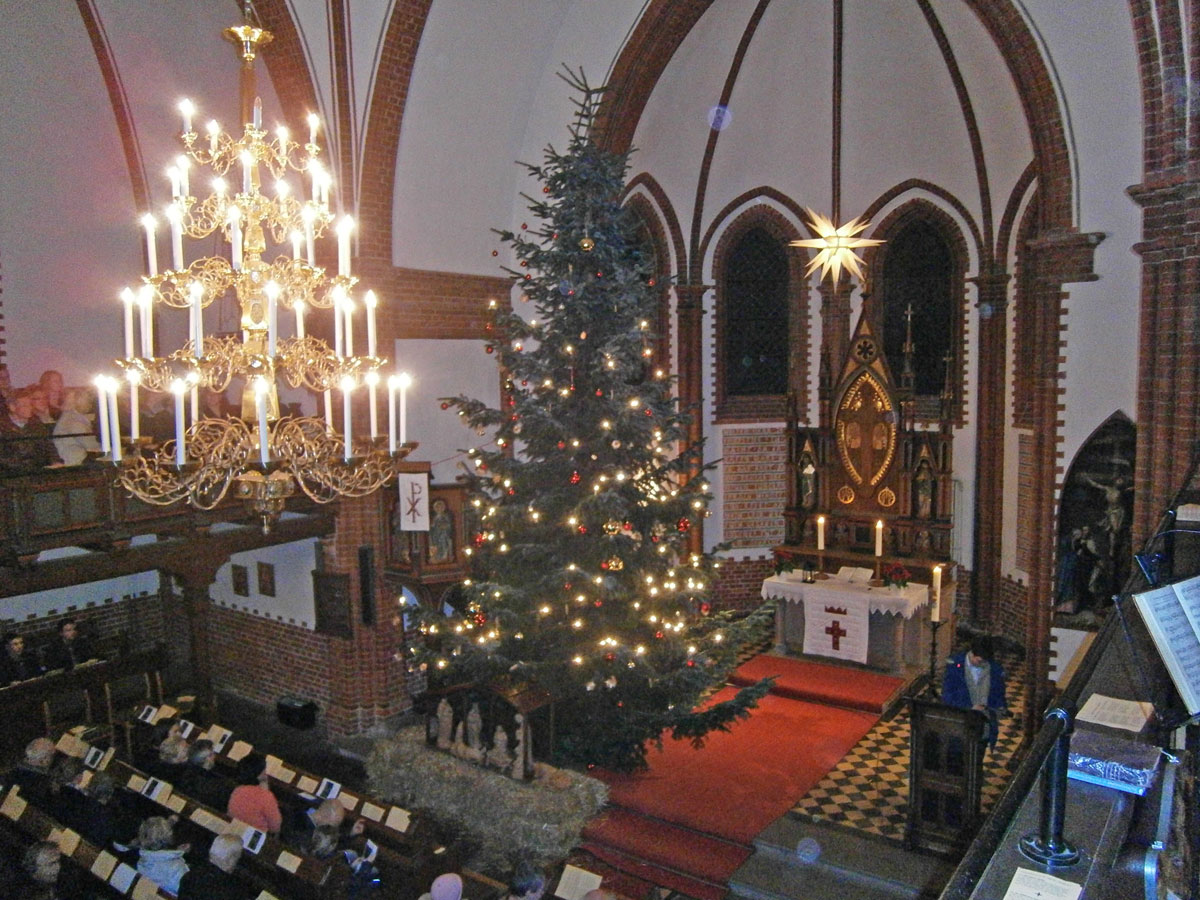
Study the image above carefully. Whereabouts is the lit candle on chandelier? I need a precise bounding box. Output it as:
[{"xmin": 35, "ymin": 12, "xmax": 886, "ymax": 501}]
[
  {"xmin": 178, "ymin": 98, "xmax": 195, "ymax": 136},
  {"xmin": 205, "ymin": 120, "xmax": 220, "ymax": 153},
  {"xmin": 386, "ymin": 375, "xmax": 399, "ymax": 454},
  {"xmin": 875, "ymin": 520, "xmax": 884, "ymax": 557},
  {"xmin": 106, "ymin": 380, "xmax": 121, "ymax": 462},
  {"xmin": 396, "ymin": 371, "xmax": 412, "ymax": 446},
  {"xmin": 120, "ymin": 288, "xmax": 136, "ymax": 359},
  {"xmin": 341, "ymin": 376, "xmax": 355, "ymax": 462},
  {"xmin": 176, "ymin": 156, "xmax": 190, "ymax": 198},
  {"xmin": 127, "ymin": 370, "xmax": 141, "ymax": 442},
  {"xmin": 365, "ymin": 371, "xmax": 379, "ymax": 440},
  {"xmin": 336, "ymin": 216, "xmax": 354, "ymax": 277},
  {"xmin": 166, "ymin": 203, "xmax": 183, "ymax": 271},
  {"xmin": 290, "ymin": 230, "xmax": 303, "ymax": 261},
  {"xmin": 294, "ymin": 300, "xmax": 306, "ymax": 339},
  {"xmin": 323, "ymin": 389, "xmax": 333, "ymax": 432},
  {"xmin": 188, "ymin": 281, "xmax": 204, "ymax": 357},
  {"xmin": 931, "ymin": 565, "xmax": 943, "ymax": 622},
  {"xmin": 302, "ymin": 206, "xmax": 316, "ymax": 266},
  {"xmin": 241, "ymin": 150, "xmax": 253, "ymax": 195},
  {"xmin": 170, "ymin": 380, "xmax": 187, "ymax": 466},
  {"xmin": 137, "ymin": 286, "xmax": 154, "ymax": 358},
  {"xmin": 255, "ymin": 378, "xmax": 271, "ymax": 467},
  {"xmin": 817, "ymin": 515, "xmax": 826, "ymax": 551},
  {"xmin": 333, "ymin": 287, "xmax": 345, "ymax": 357},
  {"xmin": 94, "ymin": 376, "xmax": 110, "ymax": 454},
  {"xmin": 364, "ymin": 290, "xmax": 378, "ymax": 358},
  {"xmin": 306, "ymin": 112, "xmax": 320, "ymax": 147},
  {"xmin": 343, "ymin": 296, "xmax": 355, "ymax": 356},
  {"xmin": 140, "ymin": 214, "xmax": 158, "ymax": 277}
]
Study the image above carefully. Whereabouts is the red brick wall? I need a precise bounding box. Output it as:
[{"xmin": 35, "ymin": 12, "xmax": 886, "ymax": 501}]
[
  {"xmin": 720, "ymin": 426, "xmax": 787, "ymax": 548},
  {"xmin": 992, "ymin": 573, "xmax": 1029, "ymax": 649},
  {"xmin": 712, "ymin": 556, "xmax": 775, "ymax": 611}
]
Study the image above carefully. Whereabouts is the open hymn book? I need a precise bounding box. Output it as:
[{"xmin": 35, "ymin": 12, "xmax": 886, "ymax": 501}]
[{"xmin": 1132, "ymin": 572, "xmax": 1200, "ymax": 714}]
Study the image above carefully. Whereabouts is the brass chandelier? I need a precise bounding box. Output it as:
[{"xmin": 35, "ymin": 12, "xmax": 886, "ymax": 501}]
[{"xmin": 94, "ymin": 13, "xmax": 414, "ymax": 531}]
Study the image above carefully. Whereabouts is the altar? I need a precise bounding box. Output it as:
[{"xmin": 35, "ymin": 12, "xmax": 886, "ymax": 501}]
[{"xmin": 762, "ymin": 569, "xmax": 946, "ymax": 677}]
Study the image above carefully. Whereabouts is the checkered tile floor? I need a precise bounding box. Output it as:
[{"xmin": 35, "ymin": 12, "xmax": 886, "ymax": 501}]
[{"xmin": 792, "ymin": 653, "xmax": 1028, "ymax": 842}]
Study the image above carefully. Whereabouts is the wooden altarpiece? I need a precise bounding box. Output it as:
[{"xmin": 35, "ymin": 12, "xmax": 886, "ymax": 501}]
[{"xmin": 778, "ymin": 314, "xmax": 954, "ymax": 582}]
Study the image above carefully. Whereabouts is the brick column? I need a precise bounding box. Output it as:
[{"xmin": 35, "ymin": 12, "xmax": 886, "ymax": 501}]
[
  {"xmin": 676, "ymin": 283, "xmax": 709, "ymax": 552},
  {"xmin": 968, "ymin": 270, "xmax": 1010, "ymax": 624}
]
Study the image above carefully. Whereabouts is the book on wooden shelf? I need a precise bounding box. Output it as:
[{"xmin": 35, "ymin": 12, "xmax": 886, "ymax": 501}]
[{"xmin": 1131, "ymin": 573, "xmax": 1200, "ymax": 715}]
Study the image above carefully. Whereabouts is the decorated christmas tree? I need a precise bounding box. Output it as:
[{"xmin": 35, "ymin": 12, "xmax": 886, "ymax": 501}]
[{"xmin": 414, "ymin": 69, "xmax": 772, "ymax": 771}]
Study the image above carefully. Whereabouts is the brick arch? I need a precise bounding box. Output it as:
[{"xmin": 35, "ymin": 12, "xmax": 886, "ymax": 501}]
[
  {"xmin": 864, "ymin": 199, "xmax": 971, "ymax": 424},
  {"xmin": 710, "ymin": 204, "xmax": 810, "ymax": 422},
  {"xmin": 623, "ymin": 191, "xmax": 674, "ymax": 371},
  {"xmin": 623, "ymin": 173, "xmax": 688, "ymax": 280},
  {"xmin": 699, "ymin": 187, "xmax": 810, "ymax": 271}
]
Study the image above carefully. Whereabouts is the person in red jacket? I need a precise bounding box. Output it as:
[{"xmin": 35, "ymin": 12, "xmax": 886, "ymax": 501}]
[{"xmin": 226, "ymin": 752, "xmax": 282, "ymax": 834}]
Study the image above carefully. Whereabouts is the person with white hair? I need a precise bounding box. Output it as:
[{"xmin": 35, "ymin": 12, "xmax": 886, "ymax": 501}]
[
  {"xmin": 135, "ymin": 816, "xmax": 190, "ymax": 896},
  {"xmin": 51, "ymin": 386, "xmax": 99, "ymax": 465},
  {"xmin": 178, "ymin": 832, "xmax": 250, "ymax": 900}
]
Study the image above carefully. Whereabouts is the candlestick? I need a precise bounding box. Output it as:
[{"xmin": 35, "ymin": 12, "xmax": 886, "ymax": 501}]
[
  {"xmin": 255, "ymin": 379, "xmax": 270, "ymax": 467},
  {"xmin": 121, "ymin": 288, "xmax": 136, "ymax": 358},
  {"xmin": 171, "ymin": 381, "xmax": 186, "ymax": 466},
  {"xmin": 365, "ymin": 290, "xmax": 378, "ymax": 357},
  {"xmin": 334, "ymin": 290, "xmax": 344, "ymax": 358},
  {"xmin": 107, "ymin": 386, "xmax": 121, "ymax": 462},
  {"xmin": 127, "ymin": 371, "xmax": 140, "ymax": 441},
  {"xmin": 387, "ymin": 375, "xmax": 398, "ymax": 453},
  {"xmin": 140, "ymin": 214, "xmax": 158, "ymax": 277},
  {"xmin": 931, "ymin": 565, "xmax": 943, "ymax": 622},
  {"xmin": 397, "ymin": 372, "xmax": 411, "ymax": 445},
  {"xmin": 189, "ymin": 282, "xmax": 204, "ymax": 357},
  {"xmin": 366, "ymin": 372, "xmax": 379, "ymax": 439},
  {"xmin": 94, "ymin": 377, "xmax": 110, "ymax": 454},
  {"xmin": 341, "ymin": 377, "xmax": 355, "ymax": 461},
  {"xmin": 817, "ymin": 514, "xmax": 825, "ymax": 551},
  {"xmin": 875, "ymin": 520, "xmax": 883, "ymax": 557}
]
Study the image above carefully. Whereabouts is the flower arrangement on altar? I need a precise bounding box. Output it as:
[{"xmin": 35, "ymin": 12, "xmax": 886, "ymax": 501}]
[{"xmin": 882, "ymin": 562, "xmax": 911, "ymax": 589}]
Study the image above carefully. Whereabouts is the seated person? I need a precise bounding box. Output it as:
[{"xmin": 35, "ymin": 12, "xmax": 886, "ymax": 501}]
[
  {"xmin": 147, "ymin": 733, "xmax": 191, "ymax": 782},
  {"xmin": 52, "ymin": 387, "xmax": 100, "ymax": 466},
  {"xmin": 38, "ymin": 371, "xmax": 65, "ymax": 422},
  {"xmin": 9, "ymin": 737, "xmax": 56, "ymax": 806},
  {"xmin": 134, "ymin": 815, "xmax": 191, "ymax": 896},
  {"xmin": 42, "ymin": 618, "xmax": 98, "ymax": 672},
  {"xmin": 2, "ymin": 389, "xmax": 56, "ymax": 471},
  {"xmin": 175, "ymin": 739, "xmax": 234, "ymax": 811},
  {"xmin": 507, "ymin": 862, "xmax": 547, "ymax": 900},
  {"xmin": 306, "ymin": 824, "xmax": 382, "ymax": 896},
  {"xmin": 227, "ymin": 752, "xmax": 282, "ymax": 835},
  {"xmin": 0, "ymin": 631, "xmax": 44, "ymax": 684},
  {"xmin": 942, "ymin": 634, "xmax": 1008, "ymax": 749},
  {"xmin": 178, "ymin": 833, "xmax": 251, "ymax": 900},
  {"xmin": 14, "ymin": 840, "xmax": 86, "ymax": 900},
  {"xmin": 67, "ymin": 770, "xmax": 139, "ymax": 850},
  {"xmin": 420, "ymin": 872, "xmax": 464, "ymax": 900},
  {"xmin": 286, "ymin": 796, "xmax": 365, "ymax": 848}
]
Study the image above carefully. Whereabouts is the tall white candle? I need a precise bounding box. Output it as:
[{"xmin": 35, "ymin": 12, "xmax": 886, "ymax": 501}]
[
  {"xmin": 931, "ymin": 565, "xmax": 943, "ymax": 622},
  {"xmin": 241, "ymin": 151, "xmax": 252, "ymax": 194},
  {"xmin": 309, "ymin": 159, "xmax": 322, "ymax": 203},
  {"xmin": 817, "ymin": 515, "xmax": 825, "ymax": 551},
  {"xmin": 95, "ymin": 378, "xmax": 110, "ymax": 454},
  {"xmin": 127, "ymin": 371, "xmax": 140, "ymax": 441},
  {"xmin": 176, "ymin": 156, "xmax": 190, "ymax": 197},
  {"xmin": 138, "ymin": 287, "xmax": 154, "ymax": 357},
  {"xmin": 265, "ymin": 282, "xmax": 279, "ymax": 356},
  {"xmin": 397, "ymin": 372, "xmax": 411, "ymax": 445},
  {"xmin": 107, "ymin": 386, "xmax": 121, "ymax": 462},
  {"xmin": 206, "ymin": 120, "xmax": 220, "ymax": 153},
  {"xmin": 167, "ymin": 166, "xmax": 181, "ymax": 200},
  {"xmin": 341, "ymin": 377, "xmax": 355, "ymax": 461},
  {"xmin": 255, "ymin": 379, "xmax": 270, "ymax": 466},
  {"xmin": 171, "ymin": 381, "xmax": 186, "ymax": 466},
  {"xmin": 168, "ymin": 204, "xmax": 183, "ymax": 271},
  {"xmin": 178, "ymin": 99, "xmax": 194, "ymax": 136},
  {"xmin": 387, "ymin": 375, "xmax": 398, "ymax": 453},
  {"xmin": 366, "ymin": 372, "xmax": 379, "ymax": 439},
  {"xmin": 294, "ymin": 301, "xmax": 306, "ymax": 339},
  {"xmin": 337, "ymin": 216, "xmax": 354, "ymax": 277},
  {"xmin": 303, "ymin": 207, "xmax": 316, "ymax": 265},
  {"xmin": 229, "ymin": 207, "xmax": 242, "ymax": 271},
  {"xmin": 141, "ymin": 214, "xmax": 158, "ymax": 277},
  {"xmin": 121, "ymin": 289, "xmax": 136, "ymax": 358},
  {"xmin": 344, "ymin": 299, "xmax": 354, "ymax": 356},
  {"xmin": 189, "ymin": 282, "xmax": 204, "ymax": 357},
  {"xmin": 365, "ymin": 290, "xmax": 378, "ymax": 357},
  {"xmin": 875, "ymin": 520, "xmax": 883, "ymax": 557},
  {"xmin": 324, "ymin": 389, "xmax": 333, "ymax": 431},
  {"xmin": 290, "ymin": 230, "xmax": 302, "ymax": 260},
  {"xmin": 334, "ymin": 292, "xmax": 344, "ymax": 358},
  {"xmin": 307, "ymin": 112, "xmax": 319, "ymax": 146}
]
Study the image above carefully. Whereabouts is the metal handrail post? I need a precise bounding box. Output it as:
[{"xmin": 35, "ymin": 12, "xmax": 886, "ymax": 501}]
[{"xmin": 1018, "ymin": 704, "xmax": 1081, "ymax": 868}]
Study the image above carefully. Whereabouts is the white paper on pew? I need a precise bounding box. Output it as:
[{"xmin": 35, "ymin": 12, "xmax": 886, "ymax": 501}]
[
  {"xmin": 296, "ymin": 775, "xmax": 319, "ymax": 794},
  {"xmin": 554, "ymin": 865, "xmax": 602, "ymax": 900},
  {"xmin": 56, "ymin": 732, "xmax": 85, "ymax": 758},
  {"xmin": 78, "ymin": 770, "xmax": 94, "ymax": 790},
  {"xmin": 55, "ymin": 827, "xmax": 81, "ymax": 856},
  {"xmin": 208, "ymin": 725, "xmax": 233, "ymax": 753},
  {"xmin": 126, "ymin": 774, "xmax": 147, "ymax": 793},
  {"xmin": 0, "ymin": 789, "xmax": 27, "ymax": 821},
  {"xmin": 276, "ymin": 849, "xmax": 302, "ymax": 873},
  {"xmin": 100, "ymin": 747, "xmax": 116, "ymax": 770},
  {"xmin": 164, "ymin": 793, "xmax": 187, "ymax": 813},
  {"xmin": 360, "ymin": 802, "xmax": 384, "ymax": 822},
  {"xmin": 90, "ymin": 849, "xmax": 117, "ymax": 880},
  {"xmin": 256, "ymin": 892, "xmax": 282, "ymax": 900},
  {"xmin": 227, "ymin": 740, "xmax": 254, "ymax": 762},
  {"xmin": 131, "ymin": 875, "xmax": 162, "ymax": 900},
  {"xmin": 338, "ymin": 791, "xmax": 359, "ymax": 811},
  {"xmin": 158, "ymin": 704, "xmax": 178, "ymax": 719},
  {"xmin": 384, "ymin": 806, "xmax": 410, "ymax": 831},
  {"xmin": 109, "ymin": 861, "xmax": 138, "ymax": 893}
]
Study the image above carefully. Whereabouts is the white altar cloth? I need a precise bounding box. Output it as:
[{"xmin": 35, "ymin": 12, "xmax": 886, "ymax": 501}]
[{"xmin": 761, "ymin": 572, "xmax": 930, "ymax": 618}]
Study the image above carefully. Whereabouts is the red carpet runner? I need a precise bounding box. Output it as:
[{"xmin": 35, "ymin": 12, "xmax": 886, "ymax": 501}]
[{"xmin": 579, "ymin": 655, "xmax": 902, "ymax": 900}]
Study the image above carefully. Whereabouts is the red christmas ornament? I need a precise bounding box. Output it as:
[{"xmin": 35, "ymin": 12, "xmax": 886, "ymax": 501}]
[
  {"xmin": 605, "ymin": 653, "xmax": 615, "ymax": 661},
  {"xmin": 623, "ymin": 522, "xmax": 632, "ymax": 530},
  {"xmin": 596, "ymin": 272, "xmax": 603, "ymax": 278},
  {"xmin": 644, "ymin": 408, "xmax": 653, "ymax": 416},
  {"xmin": 552, "ymin": 232, "xmax": 559, "ymax": 239},
  {"xmin": 700, "ymin": 602, "xmax": 711, "ymax": 615},
  {"xmin": 570, "ymin": 471, "xmax": 581, "ymax": 484},
  {"xmin": 473, "ymin": 533, "xmax": 485, "ymax": 547},
  {"xmin": 648, "ymin": 278, "xmax": 656, "ymax": 286},
  {"xmin": 617, "ymin": 701, "xmax": 623, "ymax": 707},
  {"xmin": 521, "ymin": 223, "xmax": 528, "ymax": 230},
  {"xmin": 507, "ymin": 488, "xmax": 515, "ymax": 496},
  {"xmin": 491, "ymin": 250, "xmax": 498, "ymax": 256},
  {"xmin": 567, "ymin": 289, "xmax": 575, "ymax": 296},
  {"xmin": 595, "ymin": 389, "xmax": 603, "ymax": 397},
  {"xmin": 485, "ymin": 345, "xmax": 494, "ymax": 354},
  {"xmin": 655, "ymin": 631, "xmax": 664, "ymax": 639},
  {"xmin": 524, "ymin": 274, "xmax": 532, "ymax": 280},
  {"xmin": 651, "ymin": 535, "xmax": 659, "ymax": 543},
  {"xmin": 473, "ymin": 611, "xmax": 487, "ymax": 625},
  {"xmin": 557, "ymin": 441, "xmax": 566, "ymax": 450},
  {"xmin": 485, "ymin": 323, "xmax": 493, "ymax": 332},
  {"xmin": 543, "ymin": 186, "xmax": 551, "ymax": 193},
  {"xmin": 519, "ymin": 260, "xmax": 527, "ymax": 267},
  {"xmin": 577, "ymin": 525, "xmax": 588, "ymax": 534},
  {"xmin": 687, "ymin": 660, "xmax": 695, "ymax": 667},
  {"xmin": 593, "ymin": 600, "xmax": 603, "ymax": 607},
  {"xmin": 440, "ymin": 402, "xmax": 449, "ymax": 410},
  {"xmin": 600, "ymin": 561, "xmax": 609, "ymax": 570},
  {"xmin": 677, "ymin": 517, "xmax": 691, "ymax": 533}
]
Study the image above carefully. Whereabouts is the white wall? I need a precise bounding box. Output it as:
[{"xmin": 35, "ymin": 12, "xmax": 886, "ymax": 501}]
[
  {"xmin": 211, "ymin": 539, "xmax": 321, "ymax": 629},
  {"xmin": 2, "ymin": 571, "xmax": 159, "ymax": 624}
]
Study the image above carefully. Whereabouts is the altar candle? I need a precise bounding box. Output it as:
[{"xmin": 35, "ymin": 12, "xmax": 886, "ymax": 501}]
[
  {"xmin": 255, "ymin": 379, "xmax": 270, "ymax": 467},
  {"xmin": 294, "ymin": 300, "xmax": 306, "ymax": 339},
  {"xmin": 333, "ymin": 290, "xmax": 344, "ymax": 357},
  {"xmin": 337, "ymin": 216, "xmax": 354, "ymax": 277},
  {"xmin": 397, "ymin": 372, "xmax": 411, "ymax": 445},
  {"xmin": 171, "ymin": 380, "xmax": 186, "ymax": 466},
  {"xmin": 107, "ymin": 384, "xmax": 121, "ymax": 462},
  {"xmin": 140, "ymin": 214, "xmax": 158, "ymax": 277},
  {"xmin": 167, "ymin": 166, "xmax": 181, "ymax": 200},
  {"xmin": 817, "ymin": 515, "xmax": 825, "ymax": 551},
  {"xmin": 875, "ymin": 520, "xmax": 883, "ymax": 557},
  {"xmin": 121, "ymin": 288, "xmax": 136, "ymax": 358},
  {"xmin": 341, "ymin": 376, "xmax": 355, "ymax": 461},
  {"xmin": 931, "ymin": 565, "xmax": 943, "ymax": 622},
  {"xmin": 127, "ymin": 371, "xmax": 140, "ymax": 441},
  {"xmin": 241, "ymin": 151, "xmax": 252, "ymax": 195},
  {"xmin": 94, "ymin": 377, "xmax": 110, "ymax": 454},
  {"xmin": 365, "ymin": 290, "xmax": 378, "ymax": 357},
  {"xmin": 387, "ymin": 375, "xmax": 398, "ymax": 453},
  {"xmin": 365, "ymin": 371, "xmax": 379, "ymax": 439}
]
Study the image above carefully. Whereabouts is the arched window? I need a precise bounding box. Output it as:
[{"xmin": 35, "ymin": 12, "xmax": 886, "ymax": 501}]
[{"xmin": 724, "ymin": 228, "xmax": 788, "ymax": 390}]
